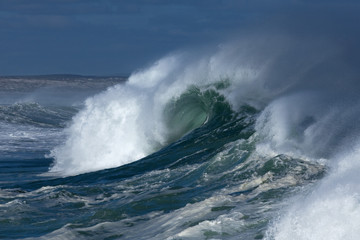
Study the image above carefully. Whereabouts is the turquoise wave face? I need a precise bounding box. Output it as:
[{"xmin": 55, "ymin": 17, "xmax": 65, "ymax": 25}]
[
  {"xmin": 162, "ymin": 84, "xmax": 233, "ymax": 144},
  {"xmin": 163, "ymin": 87, "xmax": 209, "ymax": 144}
]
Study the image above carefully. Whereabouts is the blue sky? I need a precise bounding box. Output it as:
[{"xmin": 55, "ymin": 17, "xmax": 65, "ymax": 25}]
[{"xmin": 0, "ymin": 0, "xmax": 359, "ymax": 75}]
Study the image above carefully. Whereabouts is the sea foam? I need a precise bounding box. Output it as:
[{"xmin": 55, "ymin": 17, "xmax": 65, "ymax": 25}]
[{"xmin": 264, "ymin": 146, "xmax": 360, "ymax": 240}]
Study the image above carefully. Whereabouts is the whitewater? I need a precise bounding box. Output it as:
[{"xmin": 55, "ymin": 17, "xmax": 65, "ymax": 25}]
[{"xmin": 1, "ymin": 36, "xmax": 360, "ymax": 239}]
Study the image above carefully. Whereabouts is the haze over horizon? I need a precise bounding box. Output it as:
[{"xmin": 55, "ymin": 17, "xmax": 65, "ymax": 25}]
[{"xmin": 1, "ymin": 0, "xmax": 359, "ymax": 76}]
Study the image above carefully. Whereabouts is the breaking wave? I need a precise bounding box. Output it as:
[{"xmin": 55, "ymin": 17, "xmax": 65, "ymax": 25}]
[{"xmin": 47, "ymin": 36, "xmax": 360, "ymax": 239}]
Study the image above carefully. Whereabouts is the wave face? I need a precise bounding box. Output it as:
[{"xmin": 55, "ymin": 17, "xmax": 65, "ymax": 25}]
[{"xmin": 1, "ymin": 37, "xmax": 356, "ymax": 239}]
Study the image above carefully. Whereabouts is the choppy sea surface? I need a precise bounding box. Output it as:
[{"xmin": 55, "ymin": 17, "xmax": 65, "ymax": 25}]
[{"xmin": 2, "ymin": 42, "xmax": 360, "ymax": 239}]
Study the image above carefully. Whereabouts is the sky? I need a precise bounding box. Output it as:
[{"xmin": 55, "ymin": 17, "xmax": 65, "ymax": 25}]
[{"xmin": 0, "ymin": 0, "xmax": 359, "ymax": 76}]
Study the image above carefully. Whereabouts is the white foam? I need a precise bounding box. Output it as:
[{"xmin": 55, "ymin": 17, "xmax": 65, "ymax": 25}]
[
  {"xmin": 265, "ymin": 150, "xmax": 360, "ymax": 240},
  {"xmin": 260, "ymin": 102, "xmax": 360, "ymax": 240},
  {"xmin": 49, "ymin": 86, "xmax": 162, "ymax": 175}
]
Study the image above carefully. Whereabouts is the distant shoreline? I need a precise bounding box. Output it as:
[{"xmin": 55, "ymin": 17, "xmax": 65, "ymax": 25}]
[
  {"xmin": 0, "ymin": 74, "xmax": 128, "ymax": 80},
  {"xmin": 0, "ymin": 74, "xmax": 128, "ymax": 92}
]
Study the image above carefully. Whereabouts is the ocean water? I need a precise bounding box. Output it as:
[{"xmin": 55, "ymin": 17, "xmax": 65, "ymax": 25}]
[{"xmin": 1, "ymin": 39, "xmax": 360, "ymax": 239}]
